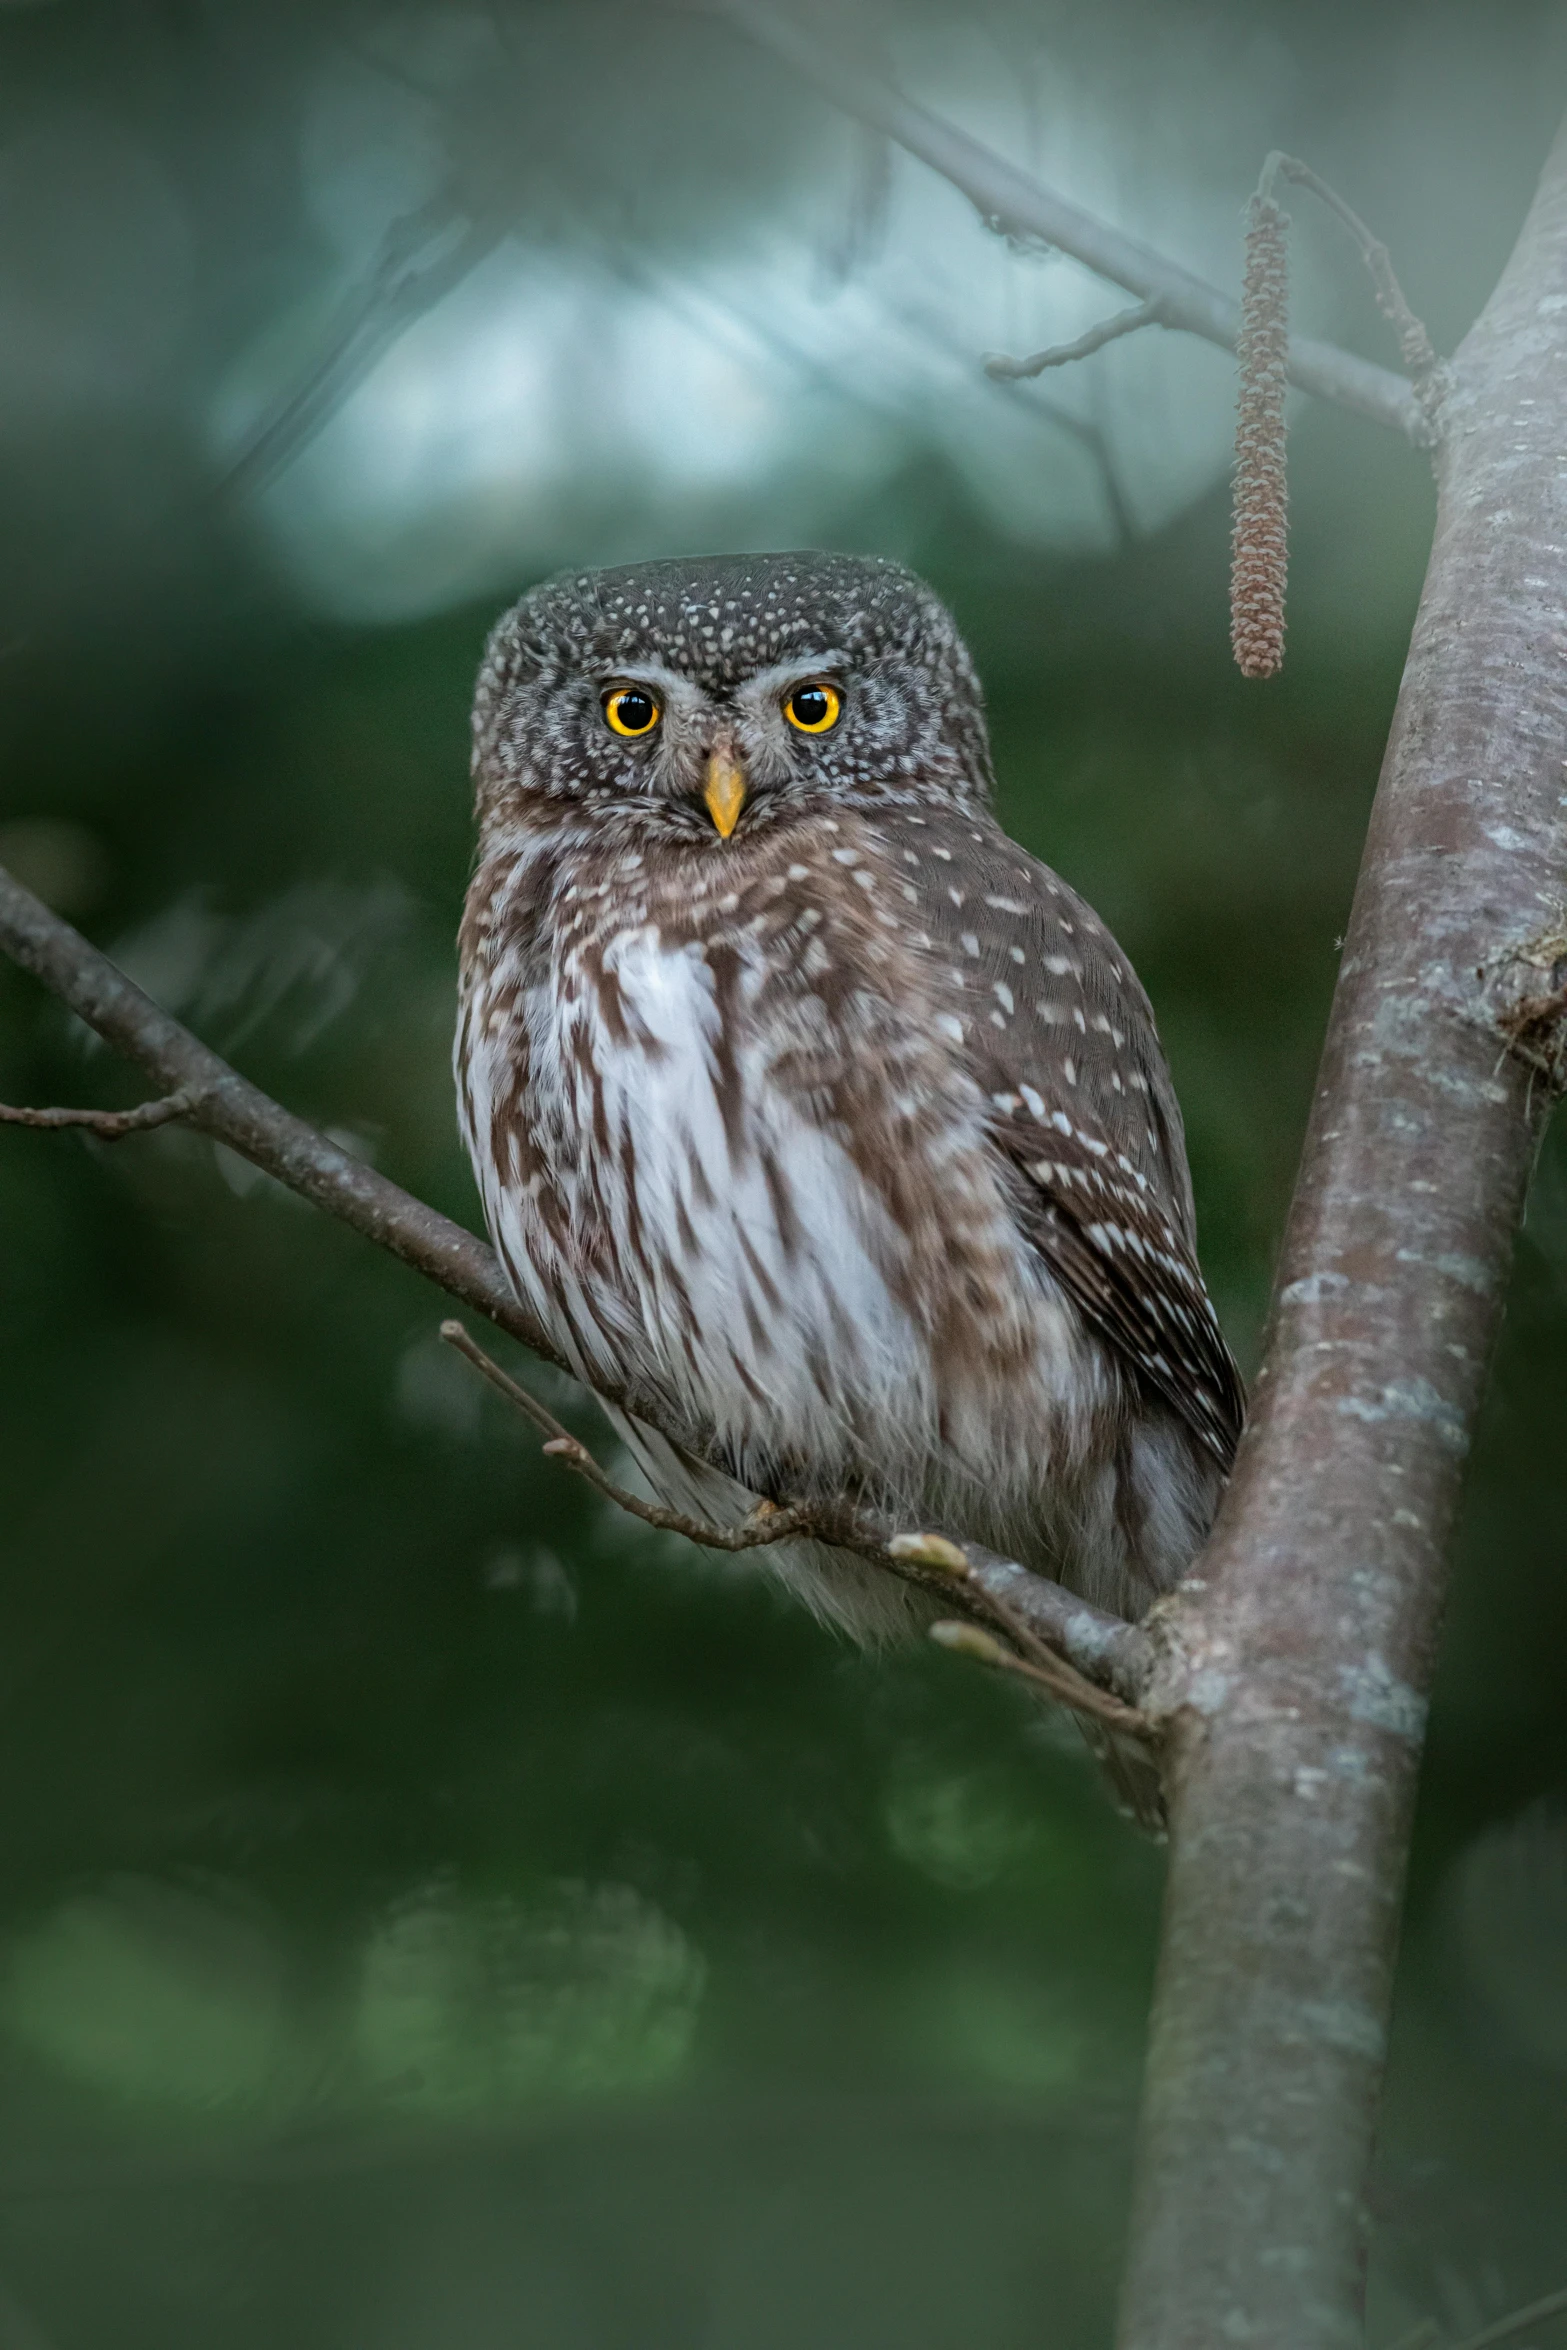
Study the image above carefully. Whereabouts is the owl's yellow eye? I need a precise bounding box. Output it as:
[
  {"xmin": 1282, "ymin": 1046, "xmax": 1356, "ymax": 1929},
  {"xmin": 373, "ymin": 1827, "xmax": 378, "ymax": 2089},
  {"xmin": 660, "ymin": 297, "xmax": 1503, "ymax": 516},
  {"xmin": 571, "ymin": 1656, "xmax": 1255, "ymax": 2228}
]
[
  {"xmin": 784, "ymin": 681, "xmax": 841, "ymax": 734},
  {"xmin": 603, "ymin": 685, "xmax": 661, "ymax": 738}
]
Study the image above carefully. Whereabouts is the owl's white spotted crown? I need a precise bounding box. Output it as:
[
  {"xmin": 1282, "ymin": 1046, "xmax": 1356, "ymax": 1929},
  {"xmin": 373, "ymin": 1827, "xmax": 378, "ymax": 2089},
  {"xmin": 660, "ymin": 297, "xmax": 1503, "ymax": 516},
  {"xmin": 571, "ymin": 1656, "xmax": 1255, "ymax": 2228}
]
[{"xmin": 470, "ymin": 549, "xmax": 996, "ymax": 815}]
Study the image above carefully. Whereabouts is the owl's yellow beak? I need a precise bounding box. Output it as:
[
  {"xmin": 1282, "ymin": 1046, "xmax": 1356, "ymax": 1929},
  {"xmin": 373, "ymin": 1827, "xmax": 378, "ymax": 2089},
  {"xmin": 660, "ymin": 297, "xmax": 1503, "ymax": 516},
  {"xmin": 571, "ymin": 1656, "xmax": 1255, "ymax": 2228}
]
[{"xmin": 703, "ymin": 751, "xmax": 746, "ymax": 841}]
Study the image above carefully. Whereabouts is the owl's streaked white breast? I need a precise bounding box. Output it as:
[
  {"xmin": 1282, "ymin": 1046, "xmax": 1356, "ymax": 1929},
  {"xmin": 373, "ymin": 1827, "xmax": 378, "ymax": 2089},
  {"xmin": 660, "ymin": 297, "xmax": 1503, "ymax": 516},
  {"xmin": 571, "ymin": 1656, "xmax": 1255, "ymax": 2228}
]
[{"xmin": 458, "ymin": 857, "xmax": 1099, "ymax": 1526}]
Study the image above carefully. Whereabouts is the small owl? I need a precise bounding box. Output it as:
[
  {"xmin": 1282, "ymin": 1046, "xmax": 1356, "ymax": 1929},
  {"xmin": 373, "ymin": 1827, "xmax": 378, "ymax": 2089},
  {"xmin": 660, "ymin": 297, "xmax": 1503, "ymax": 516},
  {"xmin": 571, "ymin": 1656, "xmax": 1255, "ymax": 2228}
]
[{"xmin": 456, "ymin": 552, "xmax": 1242, "ymax": 1662}]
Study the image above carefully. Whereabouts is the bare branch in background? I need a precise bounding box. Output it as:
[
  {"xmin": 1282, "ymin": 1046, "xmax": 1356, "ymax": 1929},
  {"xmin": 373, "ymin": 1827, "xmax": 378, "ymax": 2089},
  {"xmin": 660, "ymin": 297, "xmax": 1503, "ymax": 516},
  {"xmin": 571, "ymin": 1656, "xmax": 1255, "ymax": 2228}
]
[
  {"xmin": 818, "ymin": 117, "xmax": 893, "ymax": 287},
  {"xmin": 0, "ymin": 861, "xmax": 1149, "ymax": 1709},
  {"xmin": 711, "ymin": 0, "xmax": 1429, "ymax": 441},
  {"xmin": 985, "ymin": 296, "xmax": 1168, "ymax": 380},
  {"xmin": 219, "ymin": 19, "xmax": 531, "ymax": 497},
  {"xmin": 219, "ymin": 198, "xmax": 509, "ymax": 500},
  {"xmin": 1444, "ymin": 2283, "xmax": 1567, "ymax": 2350},
  {"xmin": 1263, "ymin": 150, "xmax": 1440, "ymax": 388},
  {"xmin": 223, "ymin": 0, "xmax": 1432, "ymax": 503}
]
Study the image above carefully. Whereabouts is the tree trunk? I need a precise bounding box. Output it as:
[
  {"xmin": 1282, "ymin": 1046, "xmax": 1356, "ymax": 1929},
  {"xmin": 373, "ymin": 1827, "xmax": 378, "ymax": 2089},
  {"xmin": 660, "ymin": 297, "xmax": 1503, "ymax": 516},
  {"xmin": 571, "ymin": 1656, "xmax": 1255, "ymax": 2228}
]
[{"xmin": 1117, "ymin": 117, "xmax": 1567, "ymax": 2350}]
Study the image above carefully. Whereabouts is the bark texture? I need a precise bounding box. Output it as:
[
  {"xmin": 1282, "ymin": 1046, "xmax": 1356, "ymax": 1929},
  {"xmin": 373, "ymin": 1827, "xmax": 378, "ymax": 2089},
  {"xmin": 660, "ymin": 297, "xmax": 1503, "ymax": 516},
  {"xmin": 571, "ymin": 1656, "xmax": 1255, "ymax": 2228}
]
[{"xmin": 1117, "ymin": 119, "xmax": 1567, "ymax": 2350}]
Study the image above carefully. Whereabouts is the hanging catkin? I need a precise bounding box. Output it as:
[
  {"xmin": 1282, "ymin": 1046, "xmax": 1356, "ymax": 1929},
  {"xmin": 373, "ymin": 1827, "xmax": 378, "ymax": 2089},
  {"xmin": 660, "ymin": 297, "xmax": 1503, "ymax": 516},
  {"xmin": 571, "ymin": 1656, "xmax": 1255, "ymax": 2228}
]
[{"xmin": 1230, "ymin": 194, "xmax": 1290, "ymax": 679}]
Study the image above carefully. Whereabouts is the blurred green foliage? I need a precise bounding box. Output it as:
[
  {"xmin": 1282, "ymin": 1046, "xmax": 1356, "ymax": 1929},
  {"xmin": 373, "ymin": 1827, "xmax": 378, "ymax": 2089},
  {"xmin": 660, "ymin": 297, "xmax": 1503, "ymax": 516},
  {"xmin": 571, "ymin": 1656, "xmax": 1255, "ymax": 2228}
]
[{"xmin": 0, "ymin": 4, "xmax": 1565, "ymax": 2345}]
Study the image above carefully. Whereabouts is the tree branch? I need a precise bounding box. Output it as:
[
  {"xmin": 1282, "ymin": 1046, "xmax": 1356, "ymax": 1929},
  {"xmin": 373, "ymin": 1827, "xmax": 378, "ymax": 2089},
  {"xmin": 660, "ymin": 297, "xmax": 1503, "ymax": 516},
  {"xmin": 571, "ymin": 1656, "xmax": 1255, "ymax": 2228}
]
[
  {"xmin": 1261, "ymin": 151, "xmax": 1438, "ymax": 384},
  {"xmin": 711, "ymin": 0, "xmax": 1429, "ymax": 442},
  {"xmin": 0, "ymin": 1085, "xmax": 205, "ymax": 1139},
  {"xmin": 0, "ymin": 864, "xmax": 578, "ymax": 1381},
  {"xmin": 1116, "ymin": 112, "xmax": 1567, "ymax": 2350},
  {"xmin": 0, "ymin": 861, "xmax": 1148, "ymax": 1709},
  {"xmin": 984, "ymin": 296, "xmax": 1168, "ymax": 380},
  {"xmin": 439, "ymin": 1317, "xmax": 1153, "ymax": 1739},
  {"xmin": 438, "ymin": 1316, "xmax": 818, "ymax": 1552},
  {"xmin": 928, "ymin": 1618, "xmax": 1157, "ymax": 1740}
]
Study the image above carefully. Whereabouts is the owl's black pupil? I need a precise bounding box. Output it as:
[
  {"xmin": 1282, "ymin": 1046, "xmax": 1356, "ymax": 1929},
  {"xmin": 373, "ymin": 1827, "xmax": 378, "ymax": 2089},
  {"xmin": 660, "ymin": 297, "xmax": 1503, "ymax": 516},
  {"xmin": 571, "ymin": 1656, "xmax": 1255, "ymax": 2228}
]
[
  {"xmin": 616, "ymin": 691, "xmax": 654, "ymax": 731},
  {"xmin": 792, "ymin": 689, "xmax": 829, "ymax": 726}
]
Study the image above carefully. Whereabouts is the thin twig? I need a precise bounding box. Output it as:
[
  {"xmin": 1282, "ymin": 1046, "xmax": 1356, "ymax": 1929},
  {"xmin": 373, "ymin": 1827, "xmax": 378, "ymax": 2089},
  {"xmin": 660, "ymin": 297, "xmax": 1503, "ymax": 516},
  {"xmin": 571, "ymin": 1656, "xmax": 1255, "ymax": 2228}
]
[
  {"xmin": 709, "ymin": 0, "xmax": 1426, "ymax": 442},
  {"xmin": 929, "ymin": 1619, "xmax": 1159, "ymax": 1742},
  {"xmin": 1442, "ymin": 2284, "xmax": 1567, "ymax": 2350},
  {"xmin": 0, "ymin": 1084, "xmax": 204, "ymax": 1140},
  {"xmin": 220, "ymin": 205, "xmax": 506, "ymax": 499},
  {"xmin": 896, "ymin": 286, "xmax": 1139, "ymax": 542},
  {"xmin": 841, "ymin": 1526, "xmax": 1153, "ymax": 1731},
  {"xmin": 985, "ymin": 297, "xmax": 1166, "ymax": 379},
  {"xmin": 439, "ymin": 1319, "xmax": 814, "ymax": 1551},
  {"xmin": 441, "ymin": 1318, "xmax": 1155, "ymax": 1740},
  {"xmin": 1261, "ymin": 151, "xmax": 1438, "ymax": 381}
]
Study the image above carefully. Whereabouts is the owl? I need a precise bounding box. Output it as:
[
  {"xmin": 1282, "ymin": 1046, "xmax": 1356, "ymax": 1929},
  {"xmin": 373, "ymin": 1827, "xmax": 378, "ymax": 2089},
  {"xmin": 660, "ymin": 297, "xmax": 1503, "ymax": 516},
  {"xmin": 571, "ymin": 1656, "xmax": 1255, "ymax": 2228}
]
[{"xmin": 455, "ymin": 551, "xmax": 1243, "ymax": 1667}]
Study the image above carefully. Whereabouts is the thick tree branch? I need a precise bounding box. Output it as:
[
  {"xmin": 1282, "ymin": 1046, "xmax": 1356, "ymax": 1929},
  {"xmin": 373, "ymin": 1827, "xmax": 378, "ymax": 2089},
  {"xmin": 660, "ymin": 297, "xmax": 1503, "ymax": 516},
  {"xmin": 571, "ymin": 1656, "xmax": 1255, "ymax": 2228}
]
[
  {"xmin": 0, "ymin": 861, "xmax": 1147, "ymax": 1704},
  {"xmin": 1117, "ymin": 114, "xmax": 1567, "ymax": 2350},
  {"xmin": 713, "ymin": 0, "xmax": 1428, "ymax": 442}
]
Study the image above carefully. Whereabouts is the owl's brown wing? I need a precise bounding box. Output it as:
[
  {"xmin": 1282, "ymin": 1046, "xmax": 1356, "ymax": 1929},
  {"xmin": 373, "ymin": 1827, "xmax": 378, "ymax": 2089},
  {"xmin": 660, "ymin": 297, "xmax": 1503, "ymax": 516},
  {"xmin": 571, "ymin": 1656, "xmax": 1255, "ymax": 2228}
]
[
  {"xmin": 991, "ymin": 1116, "xmax": 1245, "ymax": 1471},
  {"xmin": 887, "ymin": 803, "xmax": 1245, "ymax": 1470}
]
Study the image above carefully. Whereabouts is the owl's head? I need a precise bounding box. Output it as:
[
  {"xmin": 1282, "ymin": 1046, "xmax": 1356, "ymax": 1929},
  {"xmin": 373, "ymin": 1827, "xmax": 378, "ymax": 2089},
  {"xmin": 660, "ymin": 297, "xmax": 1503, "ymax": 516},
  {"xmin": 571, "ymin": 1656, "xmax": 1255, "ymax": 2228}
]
[{"xmin": 470, "ymin": 551, "xmax": 994, "ymax": 845}]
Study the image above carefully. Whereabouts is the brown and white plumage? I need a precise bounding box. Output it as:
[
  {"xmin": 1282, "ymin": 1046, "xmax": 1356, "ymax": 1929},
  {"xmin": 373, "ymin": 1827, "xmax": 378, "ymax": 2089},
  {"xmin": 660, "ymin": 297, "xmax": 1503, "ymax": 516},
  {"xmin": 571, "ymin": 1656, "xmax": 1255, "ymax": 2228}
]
[{"xmin": 455, "ymin": 551, "xmax": 1242, "ymax": 1684}]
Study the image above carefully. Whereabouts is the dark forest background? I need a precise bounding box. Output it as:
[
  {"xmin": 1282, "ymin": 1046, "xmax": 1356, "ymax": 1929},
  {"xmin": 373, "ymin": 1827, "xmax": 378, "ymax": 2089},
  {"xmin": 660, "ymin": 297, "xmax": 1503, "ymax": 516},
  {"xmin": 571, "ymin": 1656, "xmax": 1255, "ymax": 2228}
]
[{"xmin": 0, "ymin": 4, "xmax": 1564, "ymax": 2344}]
